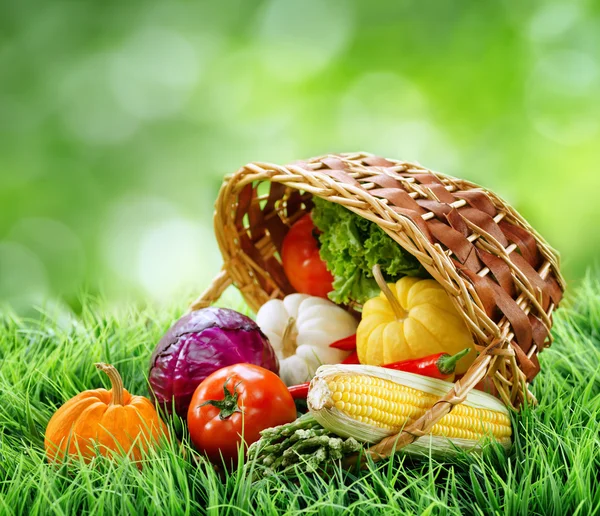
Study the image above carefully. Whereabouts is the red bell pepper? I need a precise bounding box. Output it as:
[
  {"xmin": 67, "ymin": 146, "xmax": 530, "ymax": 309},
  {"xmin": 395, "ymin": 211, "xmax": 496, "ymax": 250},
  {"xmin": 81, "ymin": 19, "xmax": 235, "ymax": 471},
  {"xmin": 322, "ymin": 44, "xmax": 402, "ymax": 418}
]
[{"xmin": 383, "ymin": 348, "xmax": 471, "ymax": 380}]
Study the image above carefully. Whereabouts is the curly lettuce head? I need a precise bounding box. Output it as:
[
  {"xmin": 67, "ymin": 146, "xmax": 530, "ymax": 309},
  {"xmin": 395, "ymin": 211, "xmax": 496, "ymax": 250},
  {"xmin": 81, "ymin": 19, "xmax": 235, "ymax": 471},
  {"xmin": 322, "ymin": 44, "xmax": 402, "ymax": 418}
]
[{"xmin": 311, "ymin": 197, "xmax": 428, "ymax": 306}]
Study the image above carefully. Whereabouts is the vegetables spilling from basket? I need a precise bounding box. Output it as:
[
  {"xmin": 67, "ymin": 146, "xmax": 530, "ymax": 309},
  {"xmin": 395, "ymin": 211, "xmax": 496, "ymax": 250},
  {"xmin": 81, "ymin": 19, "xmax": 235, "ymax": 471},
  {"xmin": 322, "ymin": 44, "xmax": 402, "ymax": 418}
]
[{"xmin": 44, "ymin": 198, "xmax": 512, "ymax": 474}]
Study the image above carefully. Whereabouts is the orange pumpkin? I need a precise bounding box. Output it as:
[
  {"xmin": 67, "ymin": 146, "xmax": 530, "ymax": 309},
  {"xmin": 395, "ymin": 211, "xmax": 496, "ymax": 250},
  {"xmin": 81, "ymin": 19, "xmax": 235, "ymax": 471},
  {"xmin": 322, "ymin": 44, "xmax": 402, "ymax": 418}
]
[{"xmin": 44, "ymin": 363, "xmax": 168, "ymax": 463}]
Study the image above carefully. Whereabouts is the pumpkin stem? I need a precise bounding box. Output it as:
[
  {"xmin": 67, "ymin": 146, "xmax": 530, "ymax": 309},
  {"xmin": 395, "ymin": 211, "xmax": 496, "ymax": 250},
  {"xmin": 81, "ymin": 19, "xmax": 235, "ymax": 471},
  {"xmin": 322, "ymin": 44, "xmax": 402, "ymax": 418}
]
[
  {"xmin": 281, "ymin": 317, "xmax": 298, "ymax": 358},
  {"xmin": 95, "ymin": 363, "xmax": 125, "ymax": 405},
  {"xmin": 372, "ymin": 264, "xmax": 406, "ymax": 320}
]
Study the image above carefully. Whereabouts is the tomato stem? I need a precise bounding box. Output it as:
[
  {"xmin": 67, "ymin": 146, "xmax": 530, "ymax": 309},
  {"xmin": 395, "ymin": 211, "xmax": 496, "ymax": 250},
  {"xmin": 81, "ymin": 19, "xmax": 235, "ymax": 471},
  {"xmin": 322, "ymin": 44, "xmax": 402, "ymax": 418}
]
[
  {"xmin": 200, "ymin": 377, "xmax": 243, "ymax": 420},
  {"xmin": 95, "ymin": 363, "xmax": 124, "ymax": 406},
  {"xmin": 372, "ymin": 264, "xmax": 405, "ymax": 320}
]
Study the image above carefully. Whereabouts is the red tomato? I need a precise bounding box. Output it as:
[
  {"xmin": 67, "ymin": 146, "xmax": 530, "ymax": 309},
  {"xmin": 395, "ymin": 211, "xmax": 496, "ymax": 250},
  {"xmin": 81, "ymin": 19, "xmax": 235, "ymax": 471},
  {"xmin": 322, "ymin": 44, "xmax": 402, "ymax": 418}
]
[
  {"xmin": 281, "ymin": 213, "xmax": 334, "ymax": 298},
  {"xmin": 187, "ymin": 364, "xmax": 297, "ymax": 464}
]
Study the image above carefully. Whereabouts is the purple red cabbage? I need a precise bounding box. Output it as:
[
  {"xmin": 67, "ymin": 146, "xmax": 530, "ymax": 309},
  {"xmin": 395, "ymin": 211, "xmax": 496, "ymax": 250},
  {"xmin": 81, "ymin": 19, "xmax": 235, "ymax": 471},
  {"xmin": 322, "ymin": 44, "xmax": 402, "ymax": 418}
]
[{"xmin": 149, "ymin": 307, "xmax": 279, "ymax": 418}]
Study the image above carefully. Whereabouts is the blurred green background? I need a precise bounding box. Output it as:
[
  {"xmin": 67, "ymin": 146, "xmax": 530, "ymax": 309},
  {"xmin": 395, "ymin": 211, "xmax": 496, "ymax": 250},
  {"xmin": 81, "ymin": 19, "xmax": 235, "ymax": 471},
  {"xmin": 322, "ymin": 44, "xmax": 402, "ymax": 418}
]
[{"xmin": 1, "ymin": 0, "xmax": 598, "ymax": 314}]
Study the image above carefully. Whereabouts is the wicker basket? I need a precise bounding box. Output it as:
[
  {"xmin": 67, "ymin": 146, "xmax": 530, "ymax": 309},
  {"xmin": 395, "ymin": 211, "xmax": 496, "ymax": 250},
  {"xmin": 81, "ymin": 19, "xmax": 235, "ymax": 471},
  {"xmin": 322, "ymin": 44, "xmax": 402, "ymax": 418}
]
[{"xmin": 190, "ymin": 152, "xmax": 565, "ymax": 462}]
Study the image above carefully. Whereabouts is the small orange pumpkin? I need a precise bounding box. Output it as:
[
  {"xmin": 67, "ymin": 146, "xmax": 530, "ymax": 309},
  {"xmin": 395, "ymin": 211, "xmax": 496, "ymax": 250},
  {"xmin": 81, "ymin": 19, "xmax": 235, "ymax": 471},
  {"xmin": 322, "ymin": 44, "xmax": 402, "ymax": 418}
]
[{"xmin": 44, "ymin": 363, "xmax": 168, "ymax": 463}]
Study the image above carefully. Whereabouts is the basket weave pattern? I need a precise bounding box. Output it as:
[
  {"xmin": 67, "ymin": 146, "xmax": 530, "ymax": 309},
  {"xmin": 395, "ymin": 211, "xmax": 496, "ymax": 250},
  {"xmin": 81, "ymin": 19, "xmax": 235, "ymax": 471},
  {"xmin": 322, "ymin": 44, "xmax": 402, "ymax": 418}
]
[{"xmin": 190, "ymin": 152, "xmax": 565, "ymax": 461}]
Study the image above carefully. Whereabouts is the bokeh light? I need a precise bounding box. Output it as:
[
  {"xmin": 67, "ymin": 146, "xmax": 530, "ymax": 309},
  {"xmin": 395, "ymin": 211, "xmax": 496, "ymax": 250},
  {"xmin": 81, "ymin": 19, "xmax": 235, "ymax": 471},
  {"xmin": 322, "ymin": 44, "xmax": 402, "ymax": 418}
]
[
  {"xmin": 61, "ymin": 54, "xmax": 139, "ymax": 145},
  {"xmin": 527, "ymin": 3, "xmax": 581, "ymax": 43},
  {"xmin": 526, "ymin": 51, "xmax": 599, "ymax": 145},
  {"xmin": 0, "ymin": 242, "xmax": 49, "ymax": 312},
  {"xmin": 0, "ymin": 1, "xmax": 598, "ymax": 313},
  {"xmin": 256, "ymin": 0, "xmax": 355, "ymax": 81},
  {"xmin": 110, "ymin": 27, "xmax": 201, "ymax": 120}
]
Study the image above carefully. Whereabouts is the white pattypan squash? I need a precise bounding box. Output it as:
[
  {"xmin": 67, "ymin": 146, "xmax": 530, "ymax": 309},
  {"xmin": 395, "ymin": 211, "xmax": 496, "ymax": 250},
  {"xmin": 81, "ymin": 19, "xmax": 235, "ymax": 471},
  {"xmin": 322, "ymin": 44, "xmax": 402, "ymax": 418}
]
[{"xmin": 256, "ymin": 294, "xmax": 358, "ymax": 386}]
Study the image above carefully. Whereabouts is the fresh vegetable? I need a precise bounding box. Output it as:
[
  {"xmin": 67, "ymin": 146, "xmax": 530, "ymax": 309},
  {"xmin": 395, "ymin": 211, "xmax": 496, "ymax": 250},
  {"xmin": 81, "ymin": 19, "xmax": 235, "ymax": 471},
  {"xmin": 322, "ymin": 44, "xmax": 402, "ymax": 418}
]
[
  {"xmin": 281, "ymin": 213, "xmax": 334, "ymax": 298},
  {"xmin": 247, "ymin": 413, "xmax": 361, "ymax": 478},
  {"xmin": 256, "ymin": 293, "xmax": 357, "ymax": 386},
  {"xmin": 45, "ymin": 363, "xmax": 168, "ymax": 463},
  {"xmin": 329, "ymin": 334, "xmax": 357, "ymax": 351},
  {"xmin": 311, "ymin": 197, "xmax": 427, "ymax": 306},
  {"xmin": 288, "ymin": 382, "xmax": 310, "ymax": 400},
  {"xmin": 307, "ymin": 364, "xmax": 512, "ymax": 455},
  {"xmin": 187, "ymin": 364, "xmax": 297, "ymax": 464},
  {"xmin": 357, "ymin": 265, "xmax": 475, "ymax": 374},
  {"xmin": 384, "ymin": 348, "xmax": 471, "ymax": 380},
  {"xmin": 149, "ymin": 308, "xmax": 279, "ymax": 418}
]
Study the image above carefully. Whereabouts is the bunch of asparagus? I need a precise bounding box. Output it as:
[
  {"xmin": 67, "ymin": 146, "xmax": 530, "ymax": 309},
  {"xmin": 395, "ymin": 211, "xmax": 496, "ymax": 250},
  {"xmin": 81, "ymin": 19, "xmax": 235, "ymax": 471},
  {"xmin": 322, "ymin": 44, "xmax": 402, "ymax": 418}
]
[{"xmin": 246, "ymin": 413, "xmax": 362, "ymax": 478}]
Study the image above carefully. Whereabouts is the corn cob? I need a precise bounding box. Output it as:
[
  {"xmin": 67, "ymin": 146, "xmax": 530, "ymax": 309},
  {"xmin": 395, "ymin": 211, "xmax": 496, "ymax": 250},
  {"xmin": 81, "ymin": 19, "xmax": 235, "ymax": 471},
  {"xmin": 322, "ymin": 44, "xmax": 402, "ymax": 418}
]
[{"xmin": 307, "ymin": 364, "xmax": 512, "ymax": 455}]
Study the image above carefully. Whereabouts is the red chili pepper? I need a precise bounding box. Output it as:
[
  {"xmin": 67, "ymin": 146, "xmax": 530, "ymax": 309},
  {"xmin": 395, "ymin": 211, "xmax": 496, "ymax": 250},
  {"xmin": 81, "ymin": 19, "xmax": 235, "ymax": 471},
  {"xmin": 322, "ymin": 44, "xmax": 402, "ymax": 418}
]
[
  {"xmin": 329, "ymin": 334, "xmax": 357, "ymax": 351},
  {"xmin": 287, "ymin": 382, "xmax": 310, "ymax": 400},
  {"xmin": 341, "ymin": 351, "xmax": 360, "ymax": 364},
  {"xmin": 287, "ymin": 348, "xmax": 469, "ymax": 400},
  {"xmin": 383, "ymin": 348, "xmax": 471, "ymax": 380}
]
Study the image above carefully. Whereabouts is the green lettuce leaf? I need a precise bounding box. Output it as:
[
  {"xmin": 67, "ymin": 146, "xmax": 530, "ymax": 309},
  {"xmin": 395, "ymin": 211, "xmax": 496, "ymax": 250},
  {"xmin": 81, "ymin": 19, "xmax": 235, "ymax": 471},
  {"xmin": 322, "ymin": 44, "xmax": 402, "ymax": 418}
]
[{"xmin": 311, "ymin": 197, "xmax": 428, "ymax": 306}]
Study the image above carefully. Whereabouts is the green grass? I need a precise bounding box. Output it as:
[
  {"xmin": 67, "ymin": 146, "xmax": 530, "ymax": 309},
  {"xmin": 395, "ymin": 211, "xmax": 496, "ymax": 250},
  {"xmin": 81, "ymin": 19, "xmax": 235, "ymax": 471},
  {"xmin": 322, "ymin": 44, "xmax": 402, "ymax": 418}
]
[{"xmin": 1, "ymin": 277, "xmax": 600, "ymax": 516}]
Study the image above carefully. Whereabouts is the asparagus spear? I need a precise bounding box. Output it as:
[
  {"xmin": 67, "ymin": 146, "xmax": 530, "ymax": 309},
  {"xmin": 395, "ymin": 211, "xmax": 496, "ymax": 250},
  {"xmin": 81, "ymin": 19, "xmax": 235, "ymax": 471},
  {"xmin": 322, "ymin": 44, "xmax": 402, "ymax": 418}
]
[{"xmin": 247, "ymin": 413, "xmax": 362, "ymax": 478}]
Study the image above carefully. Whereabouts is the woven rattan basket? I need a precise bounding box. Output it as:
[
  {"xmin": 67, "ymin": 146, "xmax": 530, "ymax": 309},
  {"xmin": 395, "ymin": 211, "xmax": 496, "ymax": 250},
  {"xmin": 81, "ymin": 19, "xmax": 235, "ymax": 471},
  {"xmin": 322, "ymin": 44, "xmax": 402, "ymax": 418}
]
[{"xmin": 190, "ymin": 152, "xmax": 565, "ymax": 461}]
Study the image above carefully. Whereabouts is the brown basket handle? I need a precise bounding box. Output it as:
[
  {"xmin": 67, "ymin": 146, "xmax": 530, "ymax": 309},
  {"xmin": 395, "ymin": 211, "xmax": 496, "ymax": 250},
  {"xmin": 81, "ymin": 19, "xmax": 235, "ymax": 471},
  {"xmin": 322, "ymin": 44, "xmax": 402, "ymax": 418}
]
[{"xmin": 189, "ymin": 268, "xmax": 232, "ymax": 311}]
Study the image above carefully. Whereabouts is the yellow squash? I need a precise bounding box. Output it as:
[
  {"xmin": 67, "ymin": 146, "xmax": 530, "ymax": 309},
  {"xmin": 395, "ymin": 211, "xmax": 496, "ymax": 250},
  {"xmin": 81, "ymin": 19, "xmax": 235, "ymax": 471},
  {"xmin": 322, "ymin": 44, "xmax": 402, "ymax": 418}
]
[{"xmin": 357, "ymin": 266, "xmax": 475, "ymax": 374}]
